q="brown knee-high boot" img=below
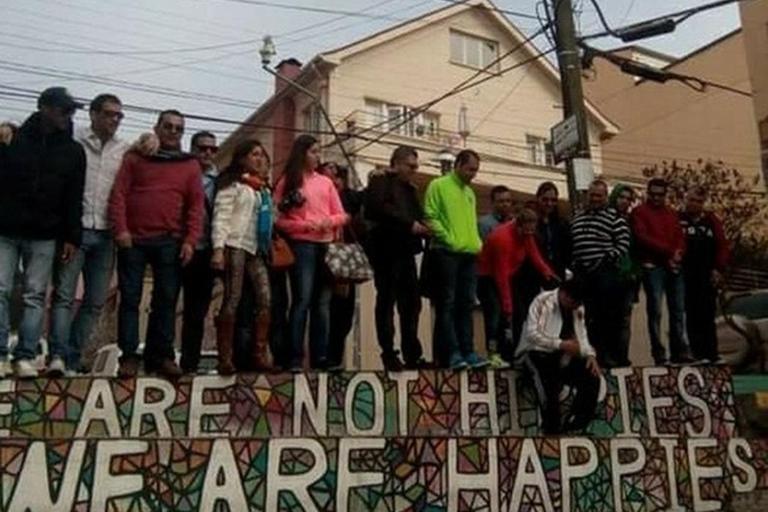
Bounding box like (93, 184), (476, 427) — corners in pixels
(253, 310), (273, 372)
(215, 314), (236, 375)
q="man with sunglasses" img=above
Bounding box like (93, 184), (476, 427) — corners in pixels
(632, 178), (695, 365)
(0, 87), (86, 379)
(109, 110), (204, 379)
(178, 131), (219, 373)
(46, 94), (130, 377)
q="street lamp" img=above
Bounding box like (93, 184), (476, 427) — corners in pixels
(258, 35), (359, 186)
(438, 148), (455, 175)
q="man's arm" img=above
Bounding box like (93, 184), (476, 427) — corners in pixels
(109, 153), (134, 243)
(63, 145), (86, 247)
(712, 214), (730, 271)
(524, 235), (555, 279)
(423, 180), (452, 247)
(610, 214), (631, 262)
(183, 165), (205, 249)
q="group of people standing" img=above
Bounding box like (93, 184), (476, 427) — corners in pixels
(0, 87), (730, 407)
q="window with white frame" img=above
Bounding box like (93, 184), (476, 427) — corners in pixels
(303, 104), (323, 135)
(526, 134), (555, 166)
(365, 99), (440, 139)
(450, 30), (500, 71)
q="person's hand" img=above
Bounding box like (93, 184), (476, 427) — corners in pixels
(61, 243), (77, 263)
(711, 269), (724, 288)
(179, 243), (194, 267)
(411, 221), (431, 236)
(115, 232), (132, 249)
(560, 339), (580, 357)
(672, 248), (683, 264)
(0, 124), (13, 145)
(586, 356), (601, 377)
(211, 248), (225, 271)
(132, 133), (159, 156)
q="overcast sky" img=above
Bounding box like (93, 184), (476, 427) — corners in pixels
(0, 0), (742, 143)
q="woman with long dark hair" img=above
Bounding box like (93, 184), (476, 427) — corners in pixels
(274, 135), (348, 371)
(511, 182), (571, 350)
(210, 139), (274, 374)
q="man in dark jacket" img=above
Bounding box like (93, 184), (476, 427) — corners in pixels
(364, 146), (429, 370)
(0, 87), (86, 379)
(680, 186), (729, 363)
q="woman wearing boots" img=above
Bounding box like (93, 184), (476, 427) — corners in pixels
(274, 135), (348, 371)
(211, 139), (274, 374)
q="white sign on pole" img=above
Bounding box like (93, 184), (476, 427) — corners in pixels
(573, 158), (594, 191)
(550, 115), (579, 164)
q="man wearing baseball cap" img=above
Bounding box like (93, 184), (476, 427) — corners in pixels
(0, 86), (86, 379)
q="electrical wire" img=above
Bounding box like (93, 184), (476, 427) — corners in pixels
(436, 0), (540, 20)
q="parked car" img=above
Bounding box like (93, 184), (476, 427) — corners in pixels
(717, 289), (768, 372)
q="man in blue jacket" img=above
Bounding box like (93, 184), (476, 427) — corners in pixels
(0, 87), (86, 379)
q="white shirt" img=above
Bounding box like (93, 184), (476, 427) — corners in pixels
(75, 126), (130, 230)
(516, 289), (596, 361)
(211, 182), (262, 255)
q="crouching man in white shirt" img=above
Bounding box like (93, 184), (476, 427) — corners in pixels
(515, 279), (602, 435)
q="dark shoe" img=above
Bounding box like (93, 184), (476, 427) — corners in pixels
(117, 358), (140, 379)
(158, 359), (183, 380)
(404, 357), (431, 370)
(670, 349), (696, 366)
(381, 351), (404, 372)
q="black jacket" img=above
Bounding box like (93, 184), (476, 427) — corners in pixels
(363, 172), (424, 255)
(0, 113), (86, 245)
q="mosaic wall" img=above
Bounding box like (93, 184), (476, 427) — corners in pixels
(1, 436), (766, 512)
(0, 367), (738, 440)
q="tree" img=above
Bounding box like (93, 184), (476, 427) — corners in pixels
(642, 159), (768, 270)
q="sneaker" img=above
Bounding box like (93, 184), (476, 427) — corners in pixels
(670, 351), (696, 366)
(448, 353), (468, 370)
(711, 356), (728, 366)
(326, 362), (345, 373)
(464, 353), (490, 369)
(47, 356), (66, 378)
(117, 358), (140, 379)
(381, 351), (404, 372)
(289, 365), (303, 374)
(488, 353), (510, 369)
(159, 359), (183, 380)
(0, 357), (11, 379)
(14, 359), (38, 379)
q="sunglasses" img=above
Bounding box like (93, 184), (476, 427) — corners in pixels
(101, 110), (125, 120)
(161, 122), (184, 134)
(196, 144), (218, 154)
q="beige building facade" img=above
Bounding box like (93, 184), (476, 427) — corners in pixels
(583, 30), (763, 187)
(741, 0), (768, 180)
(219, 0), (618, 369)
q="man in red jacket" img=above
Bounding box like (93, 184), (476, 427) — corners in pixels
(109, 109), (204, 379)
(680, 186), (729, 363)
(631, 178), (694, 365)
(477, 208), (557, 364)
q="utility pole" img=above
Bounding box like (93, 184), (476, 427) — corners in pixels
(553, 0), (592, 212)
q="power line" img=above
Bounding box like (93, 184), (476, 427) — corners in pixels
(437, 0), (540, 20)
(202, 0), (409, 21)
(0, 62), (258, 109)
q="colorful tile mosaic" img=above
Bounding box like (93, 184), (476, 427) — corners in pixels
(0, 437), (764, 512)
(0, 367), (738, 440)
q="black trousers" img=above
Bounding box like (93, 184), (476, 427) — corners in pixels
(525, 351), (600, 434)
(371, 250), (424, 364)
(579, 265), (624, 367)
(328, 285), (356, 367)
(512, 264), (541, 353)
(685, 270), (719, 361)
(180, 248), (214, 372)
(268, 269), (290, 369)
(232, 281), (257, 372)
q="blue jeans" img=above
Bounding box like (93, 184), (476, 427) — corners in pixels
(117, 237), (181, 366)
(287, 242), (332, 369)
(642, 266), (688, 362)
(49, 230), (114, 370)
(0, 236), (56, 361)
(431, 250), (477, 365)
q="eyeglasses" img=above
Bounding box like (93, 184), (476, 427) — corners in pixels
(161, 122), (184, 134)
(100, 110), (124, 120)
(195, 145), (218, 154)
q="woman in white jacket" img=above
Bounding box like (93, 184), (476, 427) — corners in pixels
(515, 279), (601, 434)
(211, 139), (273, 374)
